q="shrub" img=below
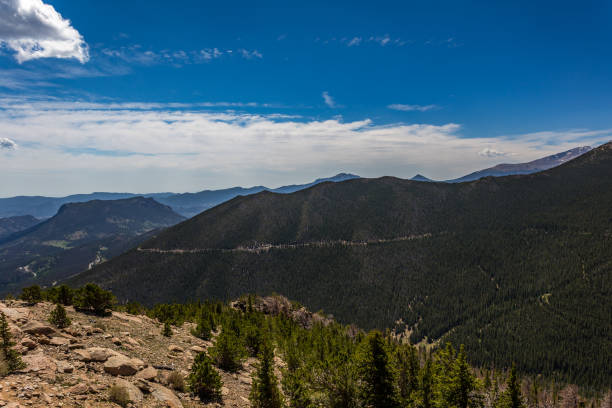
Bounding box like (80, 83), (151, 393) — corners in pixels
(73, 283), (115, 316)
(55, 285), (74, 306)
(162, 322), (173, 337)
(167, 371), (186, 392)
(48, 304), (71, 329)
(124, 301), (145, 315)
(188, 352), (223, 401)
(108, 384), (130, 407)
(0, 312), (25, 374)
(20, 285), (43, 304)
(210, 326), (247, 372)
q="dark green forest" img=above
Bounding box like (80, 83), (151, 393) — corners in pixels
(71, 143), (612, 390)
(18, 284), (612, 407)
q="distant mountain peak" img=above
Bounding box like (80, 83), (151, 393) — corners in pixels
(410, 174), (433, 182)
(448, 146), (593, 183)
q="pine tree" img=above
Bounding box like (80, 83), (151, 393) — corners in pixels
(20, 285), (42, 304)
(48, 304), (71, 328)
(282, 341), (312, 408)
(162, 322), (173, 337)
(250, 338), (283, 408)
(445, 345), (481, 408)
(210, 326), (247, 372)
(188, 352), (223, 401)
(495, 364), (525, 408)
(420, 358), (434, 408)
(356, 331), (398, 408)
(0, 312), (25, 374)
(395, 344), (420, 405)
(55, 285), (74, 306)
(191, 309), (213, 340)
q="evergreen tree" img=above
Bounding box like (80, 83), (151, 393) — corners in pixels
(20, 285), (42, 304)
(188, 352), (223, 401)
(356, 331), (398, 408)
(244, 322), (264, 357)
(445, 345), (481, 408)
(420, 358), (434, 408)
(250, 338), (283, 408)
(395, 344), (420, 405)
(162, 322), (173, 337)
(55, 285), (74, 305)
(0, 312), (25, 374)
(495, 364), (525, 408)
(210, 326), (247, 372)
(48, 304), (71, 328)
(73, 283), (114, 315)
(191, 308), (213, 340)
(282, 341), (313, 408)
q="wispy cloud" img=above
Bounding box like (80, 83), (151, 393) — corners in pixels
(369, 35), (391, 46)
(0, 0), (89, 63)
(322, 91), (337, 108)
(347, 37), (362, 47)
(478, 147), (506, 158)
(100, 45), (262, 66)
(1, 98), (610, 196)
(238, 48), (263, 59)
(0, 137), (17, 150)
(388, 104), (438, 112)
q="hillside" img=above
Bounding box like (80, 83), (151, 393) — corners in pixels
(0, 215), (39, 240)
(71, 142), (612, 389)
(0, 197), (184, 292)
(4, 287), (607, 408)
(448, 146), (592, 182)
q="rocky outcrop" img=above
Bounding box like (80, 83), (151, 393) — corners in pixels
(113, 378), (144, 403)
(20, 321), (56, 336)
(19, 352), (57, 373)
(73, 346), (117, 362)
(150, 383), (183, 408)
(135, 366), (158, 381)
(104, 354), (143, 376)
(0, 300), (254, 407)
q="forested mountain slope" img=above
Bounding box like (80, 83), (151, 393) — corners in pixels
(72, 143), (612, 388)
(0, 215), (39, 239)
(0, 197), (184, 291)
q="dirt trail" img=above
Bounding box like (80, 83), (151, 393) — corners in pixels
(137, 233), (433, 255)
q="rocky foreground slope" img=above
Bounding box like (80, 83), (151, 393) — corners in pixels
(0, 300), (259, 407)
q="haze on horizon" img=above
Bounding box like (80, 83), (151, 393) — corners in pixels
(1, 0), (611, 196)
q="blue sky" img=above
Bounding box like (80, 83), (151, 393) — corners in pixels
(1, 0), (611, 196)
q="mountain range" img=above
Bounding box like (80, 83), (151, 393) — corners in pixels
(0, 173), (359, 219)
(71, 142), (612, 389)
(0, 147), (592, 219)
(0, 197), (184, 292)
(445, 146), (592, 182)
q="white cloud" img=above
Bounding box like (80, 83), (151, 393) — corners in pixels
(388, 104), (438, 112)
(0, 0), (89, 63)
(238, 49), (263, 59)
(478, 147), (506, 158)
(322, 91), (336, 108)
(347, 37), (362, 47)
(0, 99), (610, 196)
(369, 35), (391, 46)
(0, 137), (17, 149)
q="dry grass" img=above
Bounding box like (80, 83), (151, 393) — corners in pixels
(167, 371), (186, 392)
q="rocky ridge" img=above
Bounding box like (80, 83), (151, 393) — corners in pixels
(0, 301), (259, 407)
